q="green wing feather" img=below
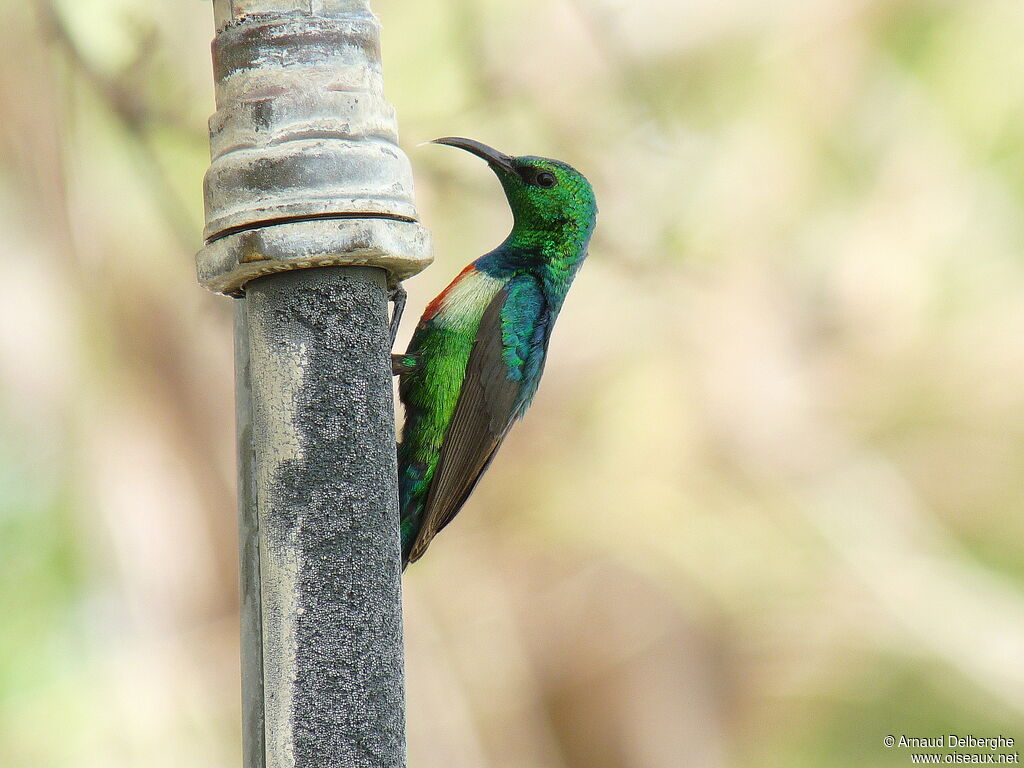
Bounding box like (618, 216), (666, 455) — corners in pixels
(405, 288), (518, 563)
(403, 276), (550, 566)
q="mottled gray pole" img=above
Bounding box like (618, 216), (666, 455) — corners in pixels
(198, 2), (432, 767)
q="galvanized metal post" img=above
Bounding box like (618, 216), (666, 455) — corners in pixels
(198, 2), (431, 767)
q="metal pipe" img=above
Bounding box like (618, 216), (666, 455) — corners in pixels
(241, 268), (406, 767)
(199, 2), (432, 766)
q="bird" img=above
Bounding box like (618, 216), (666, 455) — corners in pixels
(394, 137), (597, 569)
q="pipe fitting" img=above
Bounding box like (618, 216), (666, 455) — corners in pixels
(198, 0), (432, 295)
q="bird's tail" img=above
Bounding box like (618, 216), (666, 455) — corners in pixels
(398, 465), (425, 571)
(399, 518), (415, 571)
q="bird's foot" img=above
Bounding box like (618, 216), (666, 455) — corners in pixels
(388, 283), (407, 347)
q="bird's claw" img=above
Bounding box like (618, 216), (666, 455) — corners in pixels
(388, 283), (407, 347)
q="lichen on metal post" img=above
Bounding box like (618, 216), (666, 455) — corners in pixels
(199, 1), (431, 766)
(245, 268), (405, 767)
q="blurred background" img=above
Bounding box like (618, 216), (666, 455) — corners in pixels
(2, 0), (1023, 765)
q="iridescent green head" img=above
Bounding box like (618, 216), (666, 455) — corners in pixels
(432, 137), (597, 246)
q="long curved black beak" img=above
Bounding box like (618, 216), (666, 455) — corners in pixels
(431, 136), (517, 175)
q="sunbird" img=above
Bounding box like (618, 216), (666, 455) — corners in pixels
(393, 137), (597, 569)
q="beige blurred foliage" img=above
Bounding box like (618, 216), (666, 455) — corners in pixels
(1, 0), (1023, 766)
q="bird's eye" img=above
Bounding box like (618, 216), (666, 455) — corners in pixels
(535, 171), (557, 188)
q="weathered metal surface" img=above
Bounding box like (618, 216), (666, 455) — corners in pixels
(200, 2), (417, 766)
(198, 0), (431, 295)
(235, 305), (266, 768)
(203, 140), (417, 237)
(243, 267), (406, 768)
(200, 216), (431, 296)
(214, 0), (378, 29)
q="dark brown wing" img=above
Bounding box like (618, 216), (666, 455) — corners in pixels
(406, 287), (524, 564)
